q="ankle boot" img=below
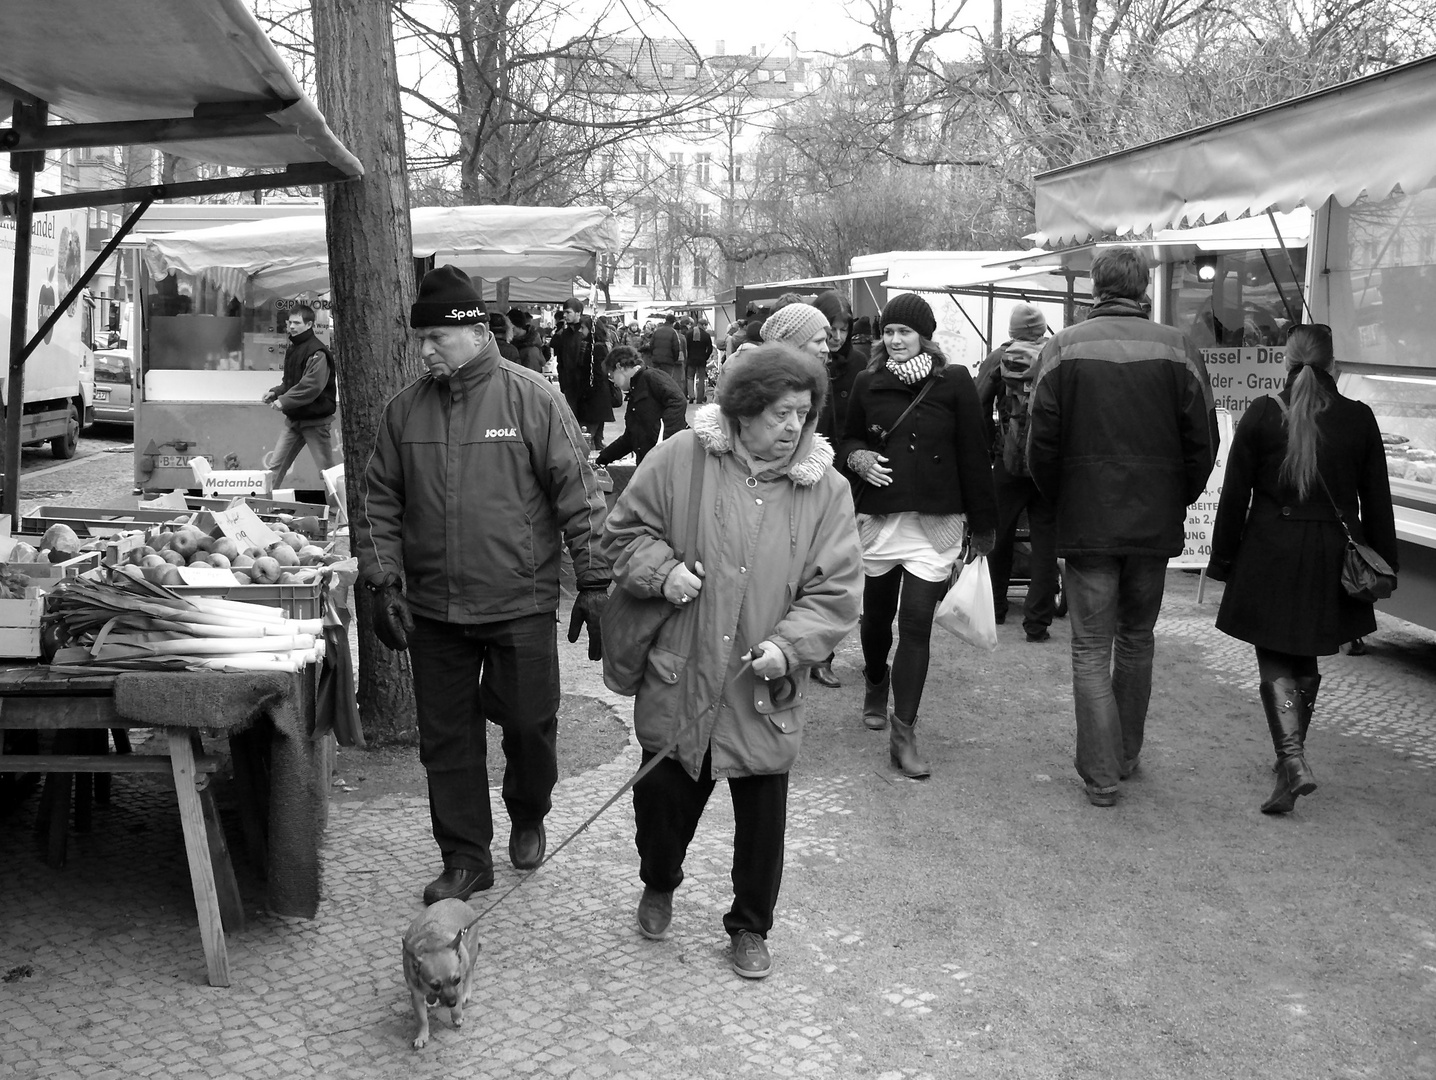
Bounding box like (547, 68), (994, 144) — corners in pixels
(862, 668), (890, 730)
(1260, 679), (1317, 814)
(889, 716), (931, 778)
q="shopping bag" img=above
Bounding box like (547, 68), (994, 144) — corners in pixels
(934, 556), (999, 651)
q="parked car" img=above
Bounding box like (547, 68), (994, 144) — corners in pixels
(92, 348), (134, 425)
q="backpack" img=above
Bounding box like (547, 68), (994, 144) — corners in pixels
(998, 338), (1044, 477)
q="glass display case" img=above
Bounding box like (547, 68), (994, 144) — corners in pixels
(1166, 247), (1307, 348)
(1339, 368), (1436, 505)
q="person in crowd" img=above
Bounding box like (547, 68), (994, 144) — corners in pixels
(975, 303), (1059, 641)
(262, 303), (340, 490)
(604, 342), (862, 980)
(553, 299), (613, 450)
(489, 311), (520, 364)
(596, 345), (688, 466)
(685, 315), (715, 404)
(812, 290), (861, 444)
(850, 315), (874, 361)
(840, 293), (998, 778)
(1206, 324), (1396, 814)
(649, 312), (686, 388)
(1026, 246), (1219, 807)
(732, 317), (765, 358)
(761, 297), (846, 690)
(508, 309), (546, 373)
(356, 265), (610, 904)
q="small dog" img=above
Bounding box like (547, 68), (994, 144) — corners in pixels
(402, 898), (482, 1050)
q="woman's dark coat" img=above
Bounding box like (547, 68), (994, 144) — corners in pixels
(513, 325), (545, 373)
(1208, 369), (1398, 655)
(838, 361), (998, 532)
(595, 366), (687, 466)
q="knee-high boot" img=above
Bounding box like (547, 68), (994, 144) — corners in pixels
(1260, 679), (1317, 814)
(1295, 674), (1321, 745)
(889, 715), (931, 779)
(862, 667), (890, 731)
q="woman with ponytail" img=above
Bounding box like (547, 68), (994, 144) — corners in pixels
(839, 293), (998, 777)
(1207, 324), (1398, 814)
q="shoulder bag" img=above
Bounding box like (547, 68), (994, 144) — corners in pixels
(600, 436), (707, 695)
(1274, 396), (1396, 603)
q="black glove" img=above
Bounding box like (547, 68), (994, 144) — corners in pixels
(567, 585), (608, 661)
(370, 582), (414, 652)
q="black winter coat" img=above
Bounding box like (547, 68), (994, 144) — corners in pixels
(595, 366), (688, 466)
(816, 347), (863, 443)
(838, 362), (998, 531)
(1208, 370), (1398, 655)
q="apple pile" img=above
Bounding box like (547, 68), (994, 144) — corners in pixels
(119, 520), (338, 588)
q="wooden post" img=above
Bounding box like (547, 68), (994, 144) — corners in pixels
(4, 99), (44, 524)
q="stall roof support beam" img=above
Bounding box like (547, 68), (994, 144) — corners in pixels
(11, 162), (351, 214)
(5, 100), (44, 524)
(0, 100), (296, 153)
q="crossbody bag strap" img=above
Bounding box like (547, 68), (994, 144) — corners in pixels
(882, 372), (939, 448)
(1274, 395), (1357, 544)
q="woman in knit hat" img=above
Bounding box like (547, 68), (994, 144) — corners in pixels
(759, 299), (831, 360)
(838, 292), (999, 777)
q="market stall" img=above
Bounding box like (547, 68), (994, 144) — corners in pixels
(1032, 55), (1436, 630)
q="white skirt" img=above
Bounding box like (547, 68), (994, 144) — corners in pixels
(859, 512), (966, 583)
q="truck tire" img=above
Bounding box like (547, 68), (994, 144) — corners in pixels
(51, 402), (80, 459)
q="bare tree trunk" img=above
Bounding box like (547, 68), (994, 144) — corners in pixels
(311, 0), (421, 742)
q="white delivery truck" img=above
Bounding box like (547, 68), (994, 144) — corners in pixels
(0, 207), (96, 458)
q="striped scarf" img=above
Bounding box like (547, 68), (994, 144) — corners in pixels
(886, 353), (932, 384)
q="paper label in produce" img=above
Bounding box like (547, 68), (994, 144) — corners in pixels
(176, 566), (242, 585)
(201, 503), (282, 553)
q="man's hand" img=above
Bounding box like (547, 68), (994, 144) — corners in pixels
(370, 583), (414, 651)
(748, 640), (788, 680)
(262, 390), (278, 404)
(661, 560), (705, 605)
(567, 585), (608, 661)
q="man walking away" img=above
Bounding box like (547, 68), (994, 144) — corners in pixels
(263, 304), (339, 489)
(1026, 247), (1218, 807)
(976, 303), (1059, 641)
(356, 265), (610, 903)
(649, 313), (685, 389)
(684, 316), (714, 403)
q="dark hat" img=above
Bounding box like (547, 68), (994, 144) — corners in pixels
(879, 292), (936, 339)
(507, 307), (532, 328)
(562, 297), (585, 313)
(411, 265), (487, 328)
(1009, 302), (1048, 340)
(488, 311), (510, 333)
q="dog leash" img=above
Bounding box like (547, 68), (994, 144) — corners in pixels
(460, 647), (777, 933)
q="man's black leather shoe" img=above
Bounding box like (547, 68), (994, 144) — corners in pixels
(422, 865), (493, 905)
(509, 822), (546, 870)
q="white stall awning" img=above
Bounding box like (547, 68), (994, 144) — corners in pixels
(1034, 54), (1436, 245)
(0, 0), (361, 179)
(144, 205), (621, 301)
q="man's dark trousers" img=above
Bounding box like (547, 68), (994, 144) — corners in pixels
(409, 612), (559, 872)
(987, 458), (1059, 636)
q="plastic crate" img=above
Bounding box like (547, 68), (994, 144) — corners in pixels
(20, 505), (189, 539)
(167, 579), (326, 621)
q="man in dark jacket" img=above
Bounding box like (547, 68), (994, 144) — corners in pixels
(356, 266), (610, 904)
(1026, 246), (1219, 807)
(595, 347), (687, 465)
(648, 313), (685, 388)
(262, 304), (339, 489)
(682, 316), (713, 404)
(975, 303), (1058, 641)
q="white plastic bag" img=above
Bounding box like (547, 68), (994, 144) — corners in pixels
(934, 556), (999, 651)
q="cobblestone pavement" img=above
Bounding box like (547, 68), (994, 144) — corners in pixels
(2, 568), (1433, 1078)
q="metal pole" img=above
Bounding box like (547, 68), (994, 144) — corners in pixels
(5, 100), (44, 525)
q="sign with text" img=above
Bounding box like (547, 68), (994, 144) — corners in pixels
(195, 503), (282, 554)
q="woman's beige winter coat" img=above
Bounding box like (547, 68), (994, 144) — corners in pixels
(602, 404), (862, 780)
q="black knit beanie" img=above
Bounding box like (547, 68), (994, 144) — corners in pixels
(880, 292), (936, 339)
(410, 264), (486, 327)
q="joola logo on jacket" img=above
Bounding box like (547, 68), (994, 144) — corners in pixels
(485, 427), (519, 438)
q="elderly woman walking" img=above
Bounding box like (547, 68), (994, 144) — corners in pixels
(840, 293), (998, 777)
(1207, 324), (1397, 813)
(603, 342), (862, 980)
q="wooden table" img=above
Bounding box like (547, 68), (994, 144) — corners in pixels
(0, 665), (331, 988)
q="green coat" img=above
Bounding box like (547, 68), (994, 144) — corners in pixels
(602, 405), (862, 780)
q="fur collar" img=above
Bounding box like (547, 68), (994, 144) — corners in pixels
(689, 404), (833, 487)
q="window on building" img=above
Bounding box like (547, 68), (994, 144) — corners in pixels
(665, 253), (682, 284)
(684, 64), (698, 79)
(637, 151), (650, 179)
(692, 257), (709, 288)
(669, 152), (684, 179)
(695, 203), (713, 230)
(598, 253), (615, 281)
(757, 69), (771, 82)
(632, 255), (649, 287)
(660, 62), (674, 78)
(694, 153), (711, 184)
(864, 72), (878, 87)
(730, 154), (743, 182)
(774, 70), (787, 83)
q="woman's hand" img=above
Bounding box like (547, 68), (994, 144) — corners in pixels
(846, 449), (893, 487)
(662, 560), (705, 605)
(965, 528), (996, 564)
(748, 640), (788, 680)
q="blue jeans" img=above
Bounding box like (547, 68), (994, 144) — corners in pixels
(265, 419), (337, 489)
(1064, 555), (1168, 789)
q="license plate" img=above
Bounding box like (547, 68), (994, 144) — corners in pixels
(94, 388), (110, 401)
(156, 454), (202, 469)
